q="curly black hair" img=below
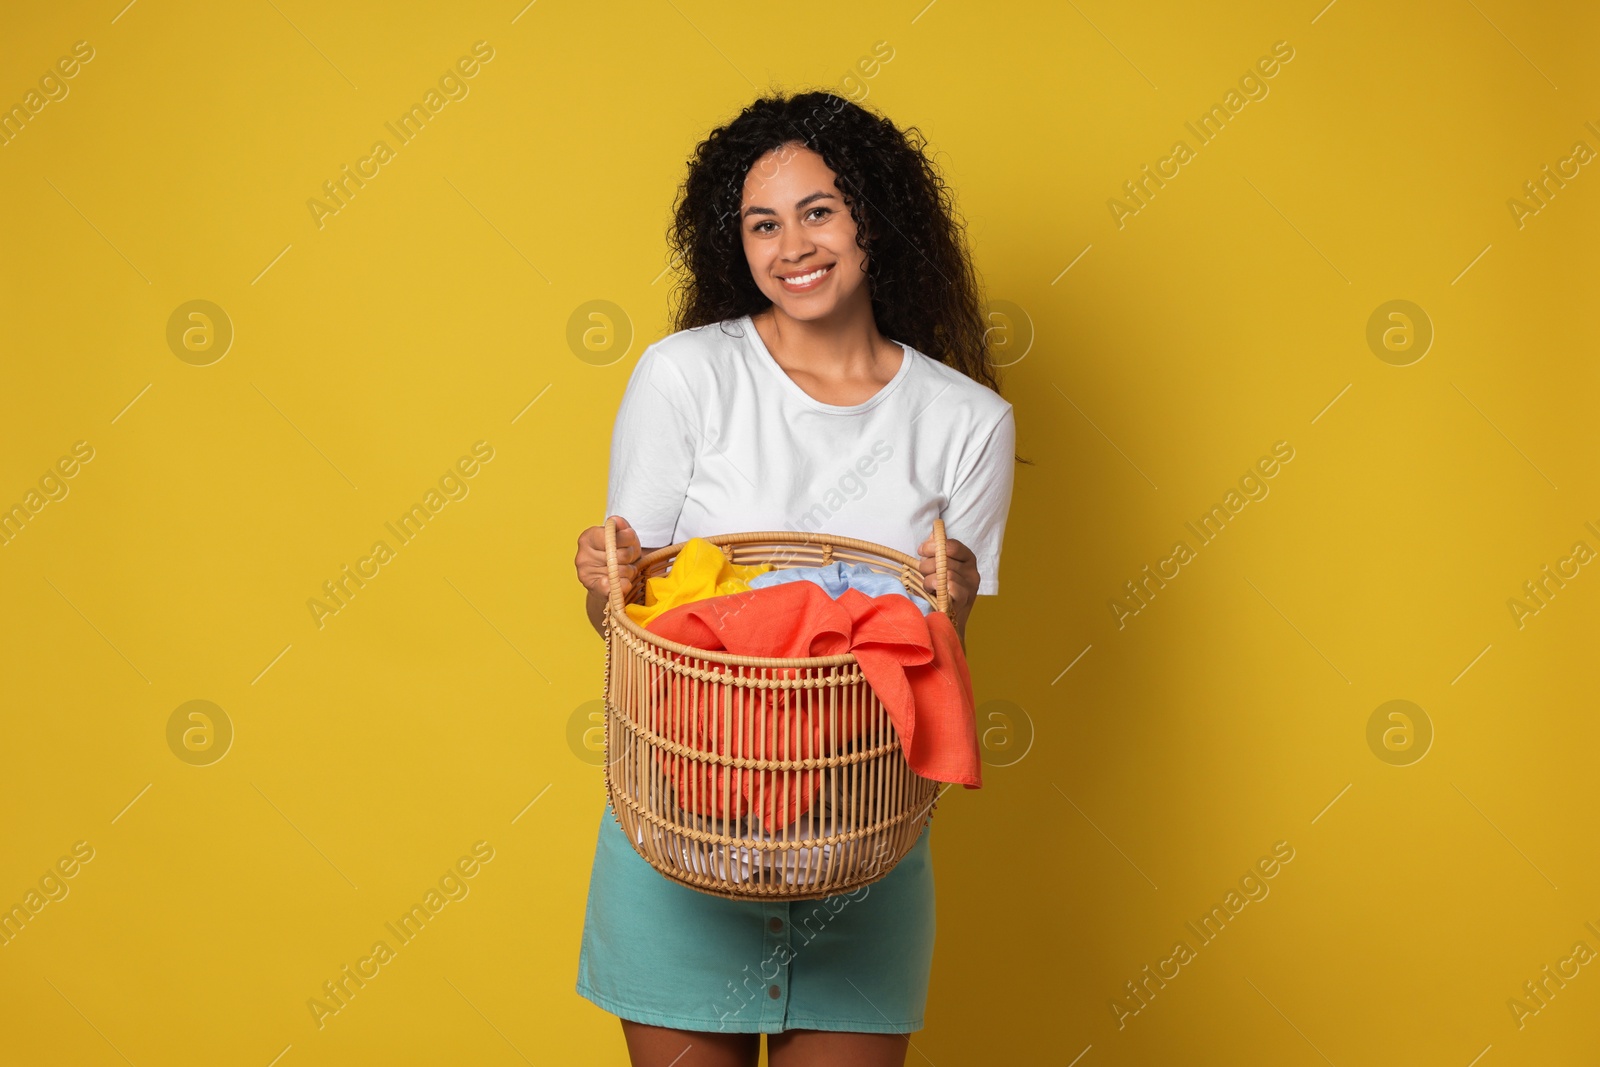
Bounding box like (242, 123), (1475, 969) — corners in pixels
(666, 89), (1031, 465)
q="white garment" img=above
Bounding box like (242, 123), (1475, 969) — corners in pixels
(603, 314), (1016, 595)
(633, 803), (864, 887)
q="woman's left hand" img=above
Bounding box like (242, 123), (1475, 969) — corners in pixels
(918, 527), (979, 641)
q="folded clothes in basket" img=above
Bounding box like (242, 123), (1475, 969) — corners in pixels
(633, 802), (862, 888)
(643, 578), (981, 829)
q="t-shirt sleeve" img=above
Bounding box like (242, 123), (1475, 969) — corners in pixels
(942, 405), (1016, 596)
(603, 344), (700, 548)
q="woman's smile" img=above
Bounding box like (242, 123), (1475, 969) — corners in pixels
(777, 263), (834, 292)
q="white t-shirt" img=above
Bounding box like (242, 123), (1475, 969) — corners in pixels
(603, 313), (1016, 595)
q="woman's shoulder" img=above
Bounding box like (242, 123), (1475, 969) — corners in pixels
(900, 341), (1014, 428)
(639, 316), (752, 379)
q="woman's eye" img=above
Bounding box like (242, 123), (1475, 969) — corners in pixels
(750, 209), (828, 233)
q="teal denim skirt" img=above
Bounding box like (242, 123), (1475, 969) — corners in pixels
(575, 801), (935, 1034)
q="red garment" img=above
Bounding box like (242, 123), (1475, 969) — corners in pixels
(642, 581), (981, 827)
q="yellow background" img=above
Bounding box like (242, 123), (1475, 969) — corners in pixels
(2, 0), (1597, 1063)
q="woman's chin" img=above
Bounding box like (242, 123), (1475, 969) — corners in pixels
(765, 287), (865, 323)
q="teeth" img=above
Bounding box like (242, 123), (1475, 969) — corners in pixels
(782, 266), (830, 285)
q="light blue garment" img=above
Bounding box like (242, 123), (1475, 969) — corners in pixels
(746, 561), (934, 616)
(576, 800), (935, 1034)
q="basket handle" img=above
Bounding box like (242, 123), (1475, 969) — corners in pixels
(604, 515), (623, 617)
(604, 515), (940, 617)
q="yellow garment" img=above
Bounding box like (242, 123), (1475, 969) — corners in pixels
(624, 537), (773, 627)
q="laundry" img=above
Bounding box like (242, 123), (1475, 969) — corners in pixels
(623, 537), (772, 628)
(747, 560), (934, 615)
(633, 799), (864, 887)
(642, 579), (981, 828)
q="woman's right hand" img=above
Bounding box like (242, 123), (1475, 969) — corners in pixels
(575, 515), (643, 603)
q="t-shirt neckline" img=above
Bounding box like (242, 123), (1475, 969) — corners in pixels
(740, 313), (914, 415)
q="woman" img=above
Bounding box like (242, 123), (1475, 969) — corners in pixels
(571, 89), (1021, 1067)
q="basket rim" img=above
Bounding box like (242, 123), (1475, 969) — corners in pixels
(605, 528), (944, 669)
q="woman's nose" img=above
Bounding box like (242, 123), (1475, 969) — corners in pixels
(779, 221), (816, 261)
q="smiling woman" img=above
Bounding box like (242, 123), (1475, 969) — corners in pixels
(572, 88), (1024, 1067)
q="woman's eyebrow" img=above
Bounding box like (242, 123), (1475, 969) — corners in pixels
(742, 191), (837, 217)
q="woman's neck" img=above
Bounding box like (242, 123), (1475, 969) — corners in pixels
(752, 302), (899, 381)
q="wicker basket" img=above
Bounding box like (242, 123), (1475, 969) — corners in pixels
(600, 516), (955, 901)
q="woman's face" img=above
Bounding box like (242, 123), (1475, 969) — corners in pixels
(738, 142), (870, 322)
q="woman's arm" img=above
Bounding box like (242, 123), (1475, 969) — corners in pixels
(590, 343), (700, 637)
(923, 405), (1016, 647)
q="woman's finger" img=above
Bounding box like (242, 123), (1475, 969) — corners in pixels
(919, 548), (975, 578)
(941, 538), (974, 563)
(918, 534), (973, 558)
(920, 560), (973, 597)
(597, 563), (637, 597)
